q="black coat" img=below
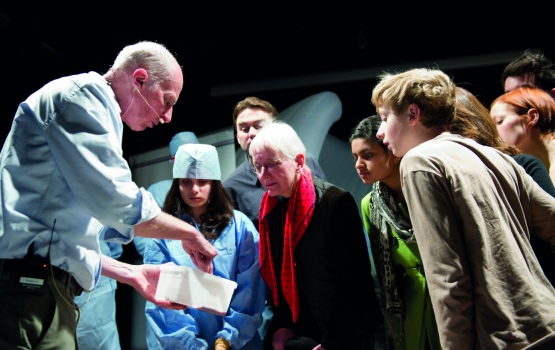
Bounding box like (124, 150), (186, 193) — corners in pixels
(264, 178), (383, 350)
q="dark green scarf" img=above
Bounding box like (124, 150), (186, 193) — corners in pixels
(369, 181), (415, 350)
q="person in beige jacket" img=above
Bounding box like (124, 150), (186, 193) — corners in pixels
(371, 67), (555, 349)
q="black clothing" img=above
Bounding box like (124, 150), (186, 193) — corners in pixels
(263, 178), (382, 350)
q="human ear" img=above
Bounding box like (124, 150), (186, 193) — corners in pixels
(131, 68), (148, 89)
(407, 103), (420, 124)
(295, 154), (305, 171)
(527, 108), (539, 128)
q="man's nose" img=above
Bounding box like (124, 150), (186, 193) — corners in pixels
(160, 109), (172, 124)
(248, 127), (258, 138)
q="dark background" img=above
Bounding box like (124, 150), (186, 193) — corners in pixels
(3, 5), (554, 159)
(2, 4), (554, 348)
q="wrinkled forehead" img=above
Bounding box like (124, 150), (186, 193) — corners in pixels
(250, 146), (282, 162)
(237, 108), (272, 125)
(160, 63), (184, 97)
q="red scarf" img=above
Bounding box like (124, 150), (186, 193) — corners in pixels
(258, 168), (316, 322)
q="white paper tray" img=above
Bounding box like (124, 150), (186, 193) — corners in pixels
(155, 265), (238, 316)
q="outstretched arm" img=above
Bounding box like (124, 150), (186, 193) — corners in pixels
(134, 211), (216, 273)
(100, 255), (186, 309)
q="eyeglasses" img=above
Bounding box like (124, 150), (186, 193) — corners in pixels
(251, 157), (288, 174)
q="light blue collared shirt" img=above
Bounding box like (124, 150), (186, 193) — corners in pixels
(0, 72), (161, 291)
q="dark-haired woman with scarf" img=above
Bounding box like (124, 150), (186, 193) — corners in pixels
(350, 115), (441, 350)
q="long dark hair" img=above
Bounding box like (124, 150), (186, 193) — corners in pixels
(162, 179), (234, 240)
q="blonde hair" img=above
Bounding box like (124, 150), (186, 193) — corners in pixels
(371, 68), (456, 128)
